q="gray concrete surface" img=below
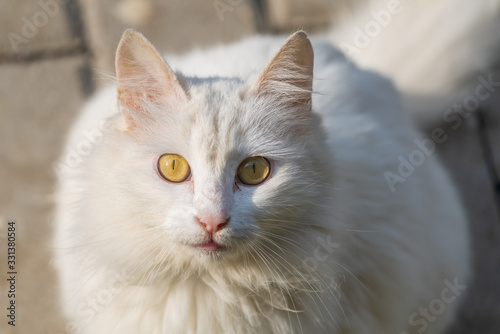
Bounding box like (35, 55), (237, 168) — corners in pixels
(0, 56), (86, 333)
(434, 113), (500, 333)
(0, 1), (499, 333)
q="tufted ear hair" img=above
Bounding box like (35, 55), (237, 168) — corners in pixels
(248, 31), (314, 109)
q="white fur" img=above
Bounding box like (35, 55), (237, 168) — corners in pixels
(53, 9), (479, 334)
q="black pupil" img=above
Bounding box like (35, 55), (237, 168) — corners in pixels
(172, 159), (176, 170)
(252, 162), (256, 173)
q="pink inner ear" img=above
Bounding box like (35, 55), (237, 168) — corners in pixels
(117, 89), (154, 131)
(118, 90), (143, 111)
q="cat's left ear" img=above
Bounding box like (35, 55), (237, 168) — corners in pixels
(248, 31), (314, 108)
(115, 29), (187, 129)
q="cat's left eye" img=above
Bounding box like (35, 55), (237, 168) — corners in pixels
(157, 154), (191, 183)
(237, 157), (271, 185)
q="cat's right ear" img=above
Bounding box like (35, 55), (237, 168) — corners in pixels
(115, 29), (187, 130)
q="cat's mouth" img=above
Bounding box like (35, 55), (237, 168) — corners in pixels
(196, 239), (225, 251)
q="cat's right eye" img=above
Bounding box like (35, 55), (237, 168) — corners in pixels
(157, 154), (191, 183)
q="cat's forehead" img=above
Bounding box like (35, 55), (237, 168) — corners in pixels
(185, 80), (250, 167)
(188, 80), (246, 130)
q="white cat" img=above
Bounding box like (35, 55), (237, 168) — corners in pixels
(53, 1), (500, 332)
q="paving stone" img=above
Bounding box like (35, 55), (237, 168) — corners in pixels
(80, 0), (257, 87)
(0, 56), (86, 334)
(0, 0), (77, 55)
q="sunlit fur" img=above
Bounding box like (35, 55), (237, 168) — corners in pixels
(54, 26), (474, 334)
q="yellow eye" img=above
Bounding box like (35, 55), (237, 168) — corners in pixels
(158, 154), (191, 183)
(237, 157), (271, 185)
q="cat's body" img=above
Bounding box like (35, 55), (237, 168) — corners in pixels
(53, 1), (500, 332)
(54, 33), (469, 334)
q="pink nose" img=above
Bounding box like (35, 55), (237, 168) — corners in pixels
(197, 216), (229, 234)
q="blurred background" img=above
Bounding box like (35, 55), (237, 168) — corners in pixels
(0, 0), (499, 333)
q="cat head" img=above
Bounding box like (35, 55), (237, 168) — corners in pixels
(86, 30), (333, 280)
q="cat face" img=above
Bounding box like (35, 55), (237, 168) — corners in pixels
(86, 30), (331, 276)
